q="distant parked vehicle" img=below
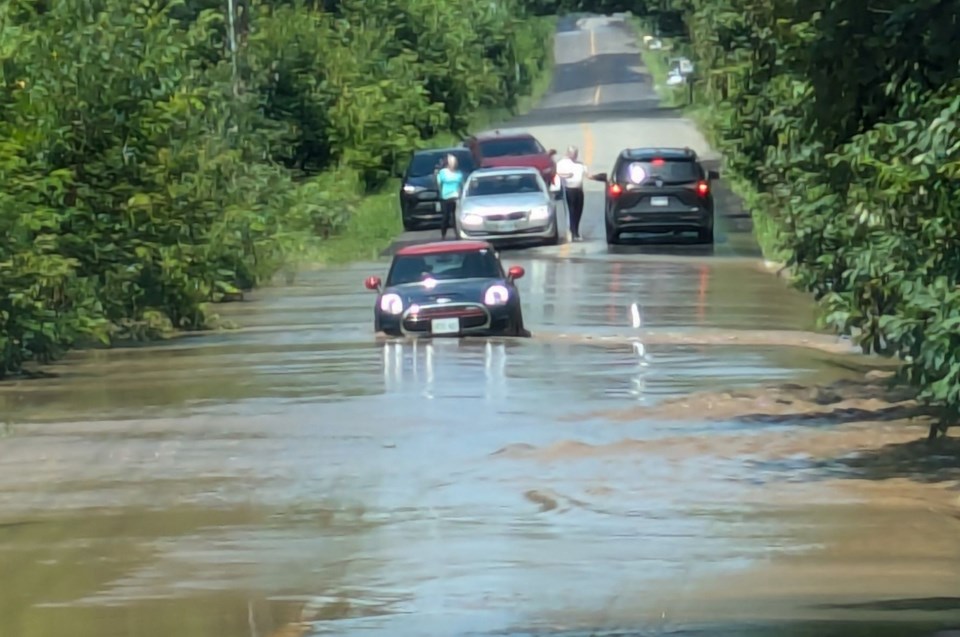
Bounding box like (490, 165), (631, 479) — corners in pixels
(398, 147), (476, 231)
(591, 146), (719, 245)
(456, 166), (563, 247)
(462, 131), (559, 198)
(363, 240), (529, 338)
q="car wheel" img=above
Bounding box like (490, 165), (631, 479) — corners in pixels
(511, 310), (531, 337)
(698, 225), (714, 244)
(605, 219), (620, 245)
(543, 224), (560, 246)
(402, 217), (417, 232)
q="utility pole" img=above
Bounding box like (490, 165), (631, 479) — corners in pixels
(226, 0), (239, 96)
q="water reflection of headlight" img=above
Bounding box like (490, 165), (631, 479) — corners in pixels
(631, 339), (649, 400)
(382, 341), (435, 398)
(484, 341), (507, 399)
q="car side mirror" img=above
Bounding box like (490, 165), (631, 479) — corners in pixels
(708, 170), (720, 180)
(364, 276), (381, 291)
(591, 172), (608, 182)
(507, 266), (525, 281)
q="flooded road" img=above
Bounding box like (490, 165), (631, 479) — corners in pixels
(3, 13), (960, 637)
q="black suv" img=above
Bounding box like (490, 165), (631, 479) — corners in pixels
(399, 147), (476, 231)
(593, 147), (719, 244)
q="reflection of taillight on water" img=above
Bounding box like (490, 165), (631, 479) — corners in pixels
(697, 265), (708, 322)
(696, 180), (709, 196)
(608, 184), (623, 196)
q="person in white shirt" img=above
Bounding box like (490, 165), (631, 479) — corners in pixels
(555, 146), (591, 240)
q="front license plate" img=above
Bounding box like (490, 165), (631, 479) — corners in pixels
(498, 221), (519, 232)
(651, 196), (669, 206)
(431, 318), (460, 334)
(434, 202), (442, 212)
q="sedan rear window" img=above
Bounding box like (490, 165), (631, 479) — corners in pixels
(387, 250), (503, 286)
(477, 137), (544, 158)
(466, 174), (543, 197)
(617, 158), (702, 184)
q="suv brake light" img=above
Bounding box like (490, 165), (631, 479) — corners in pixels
(609, 184), (623, 196)
(696, 180), (709, 196)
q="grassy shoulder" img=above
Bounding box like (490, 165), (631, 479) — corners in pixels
(306, 16), (558, 266)
(626, 16), (786, 263)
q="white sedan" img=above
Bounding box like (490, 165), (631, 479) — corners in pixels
(456, 166), (568, 247)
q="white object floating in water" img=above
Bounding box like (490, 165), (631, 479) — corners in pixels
(629, 303), (642, 328)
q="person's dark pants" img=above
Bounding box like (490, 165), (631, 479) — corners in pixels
(440, 199), (457, 238)
(565, 187), (584, 238)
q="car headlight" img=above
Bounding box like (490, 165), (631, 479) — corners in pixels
(402, 184), (423, 194)
(379, 293), (403, 314)
(529, 205), (550, 220)
(484, 284), (510, 306)
(462, 213), (483, 226)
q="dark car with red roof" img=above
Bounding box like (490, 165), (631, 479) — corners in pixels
(463, 131), (559, 195)
(363, 241), (529, 337)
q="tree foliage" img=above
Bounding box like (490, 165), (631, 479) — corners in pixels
(527, 0), (960, 437)
(0, 0), (553, 377)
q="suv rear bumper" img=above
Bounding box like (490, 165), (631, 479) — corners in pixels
(400, 194), (444, 227)
(612, 207), (712, 232)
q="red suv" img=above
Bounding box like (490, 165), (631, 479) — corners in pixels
(463, 131), (558, 193)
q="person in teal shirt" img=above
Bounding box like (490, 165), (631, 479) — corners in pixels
(436, 154), (464, 239)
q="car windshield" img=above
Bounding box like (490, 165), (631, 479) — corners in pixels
(477, 137), (544, 157)
(618, 158), (702, 184)
(387, 249), (503, 286)
(465, 173), (543, 197)
(407, 151), (474, 178)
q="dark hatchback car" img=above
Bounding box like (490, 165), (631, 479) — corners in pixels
(593, 147), (719, 244)
(399, 147), (477, 231)
(363, 240), (528, 338)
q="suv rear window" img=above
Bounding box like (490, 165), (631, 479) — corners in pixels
(407, 150), (474, 178)
(477, 137), (544, 158)
(616, 158), (702, 185)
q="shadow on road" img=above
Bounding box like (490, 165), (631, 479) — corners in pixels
(506, 102), (680, 127)
(811, 597), (960, 612)
(605, 238), (716, 258)
(550, 53), (649, 93)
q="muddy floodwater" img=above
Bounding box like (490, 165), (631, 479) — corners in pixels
(2, 255), (960, 637)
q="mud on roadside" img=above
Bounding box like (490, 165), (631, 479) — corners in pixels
(503, 369), (960, 513)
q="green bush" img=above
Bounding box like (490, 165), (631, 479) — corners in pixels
(0, 0), (553, 377)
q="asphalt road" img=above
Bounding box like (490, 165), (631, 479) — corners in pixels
(388, 13), (756, 258)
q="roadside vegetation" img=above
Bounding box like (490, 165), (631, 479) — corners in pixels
(0, 0), (554, 378)
(528, 0), (960, 439)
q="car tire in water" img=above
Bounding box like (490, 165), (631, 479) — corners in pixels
(510, 313), (531, 338)
(698, 225), (714, 244)
(543, 225), (560, 246)
(605, 220), (620, 245)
